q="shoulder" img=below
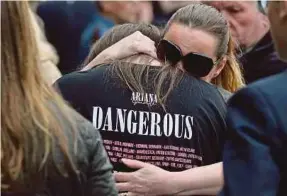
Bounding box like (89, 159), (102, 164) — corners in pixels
(55, 64), (110, 93)
(217, 87), (233, 102)
(180, 75), (223, 97)
(48, 102), (103, 163)
(177, 75), (227, 116)
(230, 71), (286, 102)
(228, 71), (287, 134)
(50, 102), (100, 143)
(246, 70), (287, 105)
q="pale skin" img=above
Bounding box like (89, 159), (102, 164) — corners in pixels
(163, 23), (226, 83)
(82, 23), (227, 195)
(115, 159), (222, 195)
(204, 1), (269, 50)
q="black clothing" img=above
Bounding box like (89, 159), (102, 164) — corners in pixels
(239, 32), (287, 84)
(2, 106), (117, 196)
(55, 64), (227, 172)
(220, 70), (287, 196)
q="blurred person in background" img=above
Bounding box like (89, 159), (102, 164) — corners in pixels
(137, 1), (154, 23)
(205, 1), (287, 84)
(29, 6), (62, 85)
(152, 1), (196, 27)
(1, 1), (117, 195)
(37, 1), (97, 74)
(220, 0), (287, 195)
(79, 1), (154, 64)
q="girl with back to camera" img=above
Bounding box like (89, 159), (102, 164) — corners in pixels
(1, 1), (117, 195)
(79, 3), (246, 195)
(56, 4), (237, 195)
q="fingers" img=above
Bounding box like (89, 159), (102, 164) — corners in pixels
(118, 192), (140, 196)
(132, 31), (157, 59)
(127, 192), (141, 196)
(116, 182), (133, 192)
(146, 45), (157, 59)
(121, 158), (148, 169)
(141, 37), (157, 58)
(114, 171), (132, 182)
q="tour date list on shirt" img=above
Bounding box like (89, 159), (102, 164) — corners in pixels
(103, 140), (202, 170)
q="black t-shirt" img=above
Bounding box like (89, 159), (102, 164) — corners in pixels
(55, 64), (227, 172)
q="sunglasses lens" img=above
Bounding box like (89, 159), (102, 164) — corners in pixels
(157, 40), (181, 65)
(182, 54), (214, 77)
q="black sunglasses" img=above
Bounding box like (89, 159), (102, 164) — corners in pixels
(157, 39), (219, 77)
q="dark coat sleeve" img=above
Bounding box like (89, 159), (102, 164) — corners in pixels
(220, 86), (281, 196)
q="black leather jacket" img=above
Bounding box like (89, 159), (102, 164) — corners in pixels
(2, 108), (118, 196)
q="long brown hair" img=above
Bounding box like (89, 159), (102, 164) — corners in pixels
(1, 1), (77, 191)
(212, 34), (244, 92)
(84, 23), (183, 110)
(164, 3), (245, 92)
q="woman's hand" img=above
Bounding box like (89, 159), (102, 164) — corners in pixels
(115, 160), (223, 196)
(115, 159), (176, 196)
(82, 31), (157, 71)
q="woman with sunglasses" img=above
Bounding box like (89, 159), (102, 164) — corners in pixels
(58, 5), (245, 193)
(85, 33), (240, 102)
(83, 8), (244, 100)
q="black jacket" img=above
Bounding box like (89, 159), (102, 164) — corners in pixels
(220, 70), (287, 196)
(2, 107), (118, 196)
(239, 32), (287, 84)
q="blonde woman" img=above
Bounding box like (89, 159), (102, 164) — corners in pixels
(83, 23), (245, 102)
(1, 1), (116, 195)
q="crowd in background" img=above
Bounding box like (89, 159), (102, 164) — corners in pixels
(31, 1), (192, 76)
(2, 1), (287, 196)
(30, 1), (287, 85)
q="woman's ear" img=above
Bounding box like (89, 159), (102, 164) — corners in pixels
(212, 56), (227, 79)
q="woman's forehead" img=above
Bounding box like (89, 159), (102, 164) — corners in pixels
(164, 23), (218, 59)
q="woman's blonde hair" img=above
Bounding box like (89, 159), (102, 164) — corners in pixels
(211, 34), (245, 92)
(1, 1), (77, 191)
